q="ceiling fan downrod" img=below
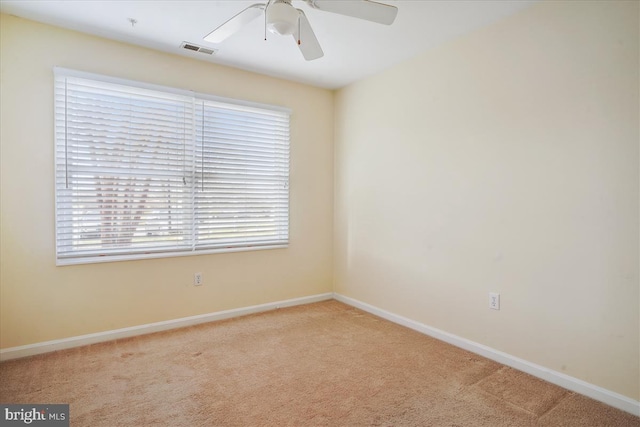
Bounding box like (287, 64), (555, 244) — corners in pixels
(204, 0), (397, 61)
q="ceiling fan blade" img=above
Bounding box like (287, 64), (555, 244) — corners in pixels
(203, 3), (265, 43)
(304, 0), (398, 25)
(293, 10), (324, 61)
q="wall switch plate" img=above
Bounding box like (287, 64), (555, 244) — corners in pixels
(489, 292), (500, 310)
(194, 272), (203, 286)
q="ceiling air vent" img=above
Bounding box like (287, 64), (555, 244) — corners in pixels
(180, 42), (217, 55)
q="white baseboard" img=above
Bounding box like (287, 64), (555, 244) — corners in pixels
(333, 293), (640, 417)
(0, 292), (333, 362)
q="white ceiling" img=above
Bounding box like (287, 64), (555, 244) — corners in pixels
(0, 0), (537, 89)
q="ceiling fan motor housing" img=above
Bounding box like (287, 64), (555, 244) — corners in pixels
(204, 0), (398, 61)
(266, 1), (299, 35)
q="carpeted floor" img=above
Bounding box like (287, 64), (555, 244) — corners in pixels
(0, 300), (638, 426)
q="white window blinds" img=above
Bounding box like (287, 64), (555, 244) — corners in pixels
(54, 68), (290, 265)
(195, 101), (290, 249)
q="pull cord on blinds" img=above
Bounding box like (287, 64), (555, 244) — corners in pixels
(54, 67), (290, 265)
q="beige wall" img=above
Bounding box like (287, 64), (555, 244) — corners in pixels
(334, 0), (639, 400)
(0, 14), (334, 348)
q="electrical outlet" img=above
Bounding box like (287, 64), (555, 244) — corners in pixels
(194, 272), (203, 286)
(489, 292), (500, 310)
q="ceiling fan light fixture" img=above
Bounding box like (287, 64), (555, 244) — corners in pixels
(266, 1), (299, 35)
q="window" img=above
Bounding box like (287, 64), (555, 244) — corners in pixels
(54, 68), (290, 265)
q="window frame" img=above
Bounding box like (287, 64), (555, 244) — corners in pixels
(53, 67), (291, 266)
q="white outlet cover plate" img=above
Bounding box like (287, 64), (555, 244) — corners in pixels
(489, 292), (500, 310)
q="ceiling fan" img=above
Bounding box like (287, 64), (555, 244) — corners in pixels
(203, 0), (398, 61)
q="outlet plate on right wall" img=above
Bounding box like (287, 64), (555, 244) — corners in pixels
(489, 293), (500, 310)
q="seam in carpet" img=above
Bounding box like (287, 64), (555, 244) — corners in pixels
(535, 392), (575, 420)
(474, 388), (540, 418)
(467, 366), (575, 419)
(465, 365), (506, 388)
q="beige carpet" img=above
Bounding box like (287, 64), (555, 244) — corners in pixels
(1, 300), (638, 426)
